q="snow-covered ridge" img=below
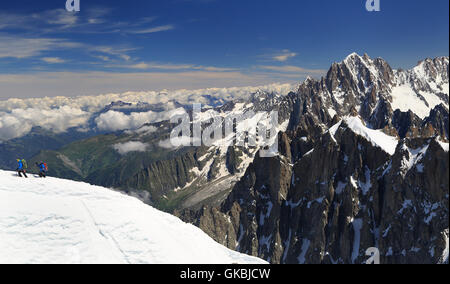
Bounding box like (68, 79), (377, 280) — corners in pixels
(0, 170), (267, 264)
(329, 116), (399, 155)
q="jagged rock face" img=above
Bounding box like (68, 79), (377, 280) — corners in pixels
(325, 54), (395, 109)
(391, 110), (423, 138)
(379, 139), (449, 264)
(423, 104), (449, 139)
(180, 54), (449, 264)
(182, 117), (449, 264)
(179, 132), (293, 263)
(123, 149), (204, 198)
(284, 122), (393, 264)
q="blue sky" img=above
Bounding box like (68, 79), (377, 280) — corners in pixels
(0, 0), (448, 98)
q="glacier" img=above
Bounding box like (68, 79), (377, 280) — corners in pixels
(0, 170), (266, 264)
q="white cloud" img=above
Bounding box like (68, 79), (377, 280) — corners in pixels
(0, 36), (77, 59)
(37, 9), (79, 27)
(0, 106), (90, 140)
(93, 46), (136, 62)
(127, 63), (153, 69)
(113, 141), (149, 155)
(0, 8), (174, 38)
(158, 138), (177, 149)
(0, 34), (136, 65)
(273, 50), (298, 62)
(125, 125), (158, 135)
(41, 57), (66, 64)
(126, 62), (194, 70)
(130, 25), (175, 34)
(95, 109), (186, 132)
(0, 8), (111, 33)
(0, 114), (32, 140)
(199, 66), (236, 72)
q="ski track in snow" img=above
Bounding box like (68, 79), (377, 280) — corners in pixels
(0, 170), (266, 264)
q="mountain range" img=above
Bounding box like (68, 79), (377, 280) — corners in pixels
(1, 53), (448, 264)
(178, 53), (449, 264)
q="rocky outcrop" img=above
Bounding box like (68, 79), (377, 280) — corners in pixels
(423, 104), (449, 140)
(182, 116), (449, 264)
(178, 54), (449, 264)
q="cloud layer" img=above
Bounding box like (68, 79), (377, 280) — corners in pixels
(95, 109), (186, 132)
(0, 106), (90, 140)
(0, 83), (296, 140)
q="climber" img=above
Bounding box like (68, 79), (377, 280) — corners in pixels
(36, 161), (48, 178)
(16, 159), (28, 178)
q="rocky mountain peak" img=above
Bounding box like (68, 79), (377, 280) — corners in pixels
(180, 53), (450, 264)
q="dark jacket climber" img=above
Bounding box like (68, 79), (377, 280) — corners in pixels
(17, 159), (28, 178)
(36, 162), (48, 178)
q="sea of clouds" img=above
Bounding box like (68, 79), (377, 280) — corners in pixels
(0, 83), (296, 141)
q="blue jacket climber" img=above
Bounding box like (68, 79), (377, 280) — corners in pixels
(16, 159), (28, 178)
(36, 161), (48, 178)
(17, 159), (24, 170)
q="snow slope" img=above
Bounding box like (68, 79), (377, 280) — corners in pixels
(344, 117), (398, 155)
(329, 116), (399, 155)
(0, 170), (266, 264)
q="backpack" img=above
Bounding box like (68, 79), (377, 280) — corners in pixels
(44, 163), (48, 171)
(22, 159), (28, 169)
